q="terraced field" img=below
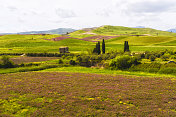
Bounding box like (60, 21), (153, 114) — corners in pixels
(0, 72), (176, 116)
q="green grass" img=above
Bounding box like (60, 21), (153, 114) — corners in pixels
(107, 36), (176, 45)
(0, 35), (95, 53)
(41, 66), (176, 78)
(0, 27), (176, 54)
(91, 25), (176, 36)
(0, 64), (58, 74)
(69, 30), (95, 39)
(156, 39), (176, 46)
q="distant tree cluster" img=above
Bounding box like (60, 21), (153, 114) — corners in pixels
(93, 39), (105, 54)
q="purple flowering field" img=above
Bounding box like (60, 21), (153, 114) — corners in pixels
(0, 72), (176, 116)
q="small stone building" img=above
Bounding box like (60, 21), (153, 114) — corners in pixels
(59, 47), (69, 53)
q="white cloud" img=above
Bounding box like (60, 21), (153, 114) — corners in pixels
(0, 0), (176, 33)
(55, 8), (76, 18)
(127, 0), (176, 14)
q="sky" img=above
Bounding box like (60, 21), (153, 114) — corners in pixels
(0, 0), (176, 33)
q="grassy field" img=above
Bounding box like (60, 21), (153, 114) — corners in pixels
(0, 25), (176, 53)
(0, 35), (95, 53)
(69, 25), (176, 36)
(0, 34), (176, 53)
(0, 72), (176, 116)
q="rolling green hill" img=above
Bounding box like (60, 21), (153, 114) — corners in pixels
(0, 25), (176, 54)
(69, 25), (176, 38)
(0, 34), (94, 53)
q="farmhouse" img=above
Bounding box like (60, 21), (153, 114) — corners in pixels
(59, 47), (69, 53)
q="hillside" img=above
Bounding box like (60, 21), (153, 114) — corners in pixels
(0, 25), (176, 53)
(69, 25), (176, 38)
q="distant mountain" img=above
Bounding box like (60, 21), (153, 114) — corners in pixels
(18, 28), (76, 35)
(167, 29), (176, 33)
(0, 28), (76, 35)
(133, 26), (146, 28)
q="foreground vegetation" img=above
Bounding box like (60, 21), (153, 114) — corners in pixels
(0, 72), (176, 116)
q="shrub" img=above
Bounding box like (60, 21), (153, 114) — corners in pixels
(109, 55), (140, 70)
(58, 59), (63, 64)
(129, 63), (161, 73)
(145, 53), (151, 59)
(161, 55), (170, 61)
(158, 68), (176, 75)
(69, 60), (76, 65)
(161, 63), (176, 68)
(1, 56), (15, 68)
(149, 55), (156, 61)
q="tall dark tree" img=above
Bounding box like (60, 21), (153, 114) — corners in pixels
(93, 41), (101, 54)
(102, 39), (105, 54)
(97, 41), (101, 55)
(124, 41), (129, 52)
(93, 43), (98, 53)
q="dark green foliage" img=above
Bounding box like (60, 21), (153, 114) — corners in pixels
(97, 41), (101, 54)
(93, 44), (98, 54)
(124, 41), (129, 52)
(93, 41), (101, 55)
(69, 60), (76, 65)
(58, 59), (63, 64)
(161, 54), (170, 61)
(149, 55), (156, 61)
(1, 56), (15, 68)
(102, 39), (105, 54)
(162, 63), (176, 68)
(109, 55), (140, 70)
(130, 63), (162, 73)
(158, 68), (176, 75)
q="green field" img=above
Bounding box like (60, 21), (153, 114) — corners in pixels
(0, 35), (94, 53)
(0, 26), (176, 53)
(0, 35), (176, 53)
(0, 26), (176, 116)
(70, 25), (176, 36)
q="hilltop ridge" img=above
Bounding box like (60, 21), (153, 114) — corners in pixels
(70, 25), (176, 37)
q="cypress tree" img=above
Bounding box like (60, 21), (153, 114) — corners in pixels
(124, 41), (129, 52)
(102, 39), (105, 54)
(124, 41), (127, 52)
(93, 43), (98, 53)
(126, 41), (129, 51)
(97, 41), (101, 55)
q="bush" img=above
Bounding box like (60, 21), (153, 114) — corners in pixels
(129, 62), (161, 73)
(161, 63), (176, 68)
(149, 55), (156, 61)
(109, 55), (140, 70)
(58, 59), (63, 64)
(161, 54), (170, 61)
(158, 68), (176, 75)
(69, 60), (76, 65)
(1, 56), (15, 68)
